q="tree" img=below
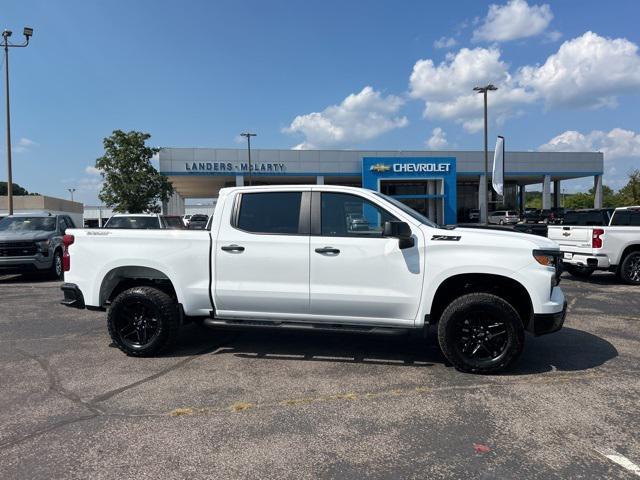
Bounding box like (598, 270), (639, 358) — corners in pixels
(95, 130), (173, 213)
(0, 182), (38, 196)
(618, 169), (640, 206)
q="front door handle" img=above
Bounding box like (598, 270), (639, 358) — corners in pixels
(221, 244), (245, 252)
(315, 247), (340, 255)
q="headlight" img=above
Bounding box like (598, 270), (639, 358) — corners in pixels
(532, 249), (558, 267)
(533, 249), (561, 288)
(35, 239), (50, 253)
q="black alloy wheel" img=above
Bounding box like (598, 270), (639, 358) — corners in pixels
(114, 300), (161, 349)
(454, 314), (508, 362)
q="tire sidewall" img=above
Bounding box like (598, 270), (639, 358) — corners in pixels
(108, 287), (178, 356)
(49, 250), (64, 280)
(438, 293), (524, 374)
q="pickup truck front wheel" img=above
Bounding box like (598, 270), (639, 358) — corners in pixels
(107, 286), (180, 357)
(437, 293), (524, 374)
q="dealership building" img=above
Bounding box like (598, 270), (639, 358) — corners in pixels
(159, 148), (604, 224)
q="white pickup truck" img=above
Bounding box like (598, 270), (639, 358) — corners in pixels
(61, 185), (566, 373)
(548, 206), (640, 284)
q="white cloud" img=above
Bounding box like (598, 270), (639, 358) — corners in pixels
(85, 165), (102, 176)
(426, 127), (449, 149)
(408, 31), (640, 131)
(283, 86), (408, 149)
(539, 128), (640, 160)
(473, 0), (554, 43)
(409, 47), (536, 132)
(433, 36), (457, 49)
(519, 31), (640, 109)
(14, 137), (37, 153)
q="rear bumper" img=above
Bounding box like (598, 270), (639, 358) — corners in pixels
(60, 283), (85, 309)
(530, 299), (567, 336)
(561, 252), (610, 269)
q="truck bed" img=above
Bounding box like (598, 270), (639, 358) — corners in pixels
(64, 228), (213, 315)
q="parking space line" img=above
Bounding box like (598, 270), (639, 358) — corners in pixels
(595, 448), (640, 477)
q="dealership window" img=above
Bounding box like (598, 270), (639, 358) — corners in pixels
(321, 192), (397, 237)
(379, 179), (444, 224)
(237, 192), (302, 234)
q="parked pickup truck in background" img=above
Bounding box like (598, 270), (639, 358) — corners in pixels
(60, 185), (567, 373)
(548, 206), (640, 284)
(0, 213), (76, 279)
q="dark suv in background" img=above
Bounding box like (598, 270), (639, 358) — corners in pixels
(0, 213), (76, 279)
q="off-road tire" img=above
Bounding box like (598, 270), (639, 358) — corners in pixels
(619, 251), (640, 285)
(437, 293), (525, 374)
(565, 264), (595, 279)
(107, 286), (180, 357)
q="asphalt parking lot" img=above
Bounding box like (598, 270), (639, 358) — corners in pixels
(0, 273), (638, 479)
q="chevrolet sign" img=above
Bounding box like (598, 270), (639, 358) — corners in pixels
(369, 162), (451, 173)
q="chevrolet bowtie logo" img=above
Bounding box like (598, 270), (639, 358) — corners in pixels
(562, 232), (570, 236)
(370, 163), (391, 173)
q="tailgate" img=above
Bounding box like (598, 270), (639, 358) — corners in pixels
(548, 226), (592, 248)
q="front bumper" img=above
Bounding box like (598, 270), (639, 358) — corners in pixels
(60, 283), (85, 309)
(530, 298), (567, 336)
(0, 254), (53, 272)
(561, 252), (610, 270)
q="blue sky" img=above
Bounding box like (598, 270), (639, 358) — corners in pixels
(3, 0), (640, 203)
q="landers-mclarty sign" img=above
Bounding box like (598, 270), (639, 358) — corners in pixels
(184, 162), (286, 173)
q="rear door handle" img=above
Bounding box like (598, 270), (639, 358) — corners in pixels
(315, 247), (340, 255)
(221, 244), (245, 252)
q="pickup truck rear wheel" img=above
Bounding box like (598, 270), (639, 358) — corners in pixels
(620, 252), (640, 285)
(565, 264), (595, 278)
(437, 293), (524, 374)
(107, 286), (180, 357)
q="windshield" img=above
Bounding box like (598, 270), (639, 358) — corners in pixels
(373, 192), (439, 228)
(0, 217), (57, 232)
(105, 217), (161, 229)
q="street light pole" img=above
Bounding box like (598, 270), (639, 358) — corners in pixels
(2, 27), (33, 216)
(240, 132), (256, 186)
(473, 84), (497, 225)
(67, 188), (76, 202)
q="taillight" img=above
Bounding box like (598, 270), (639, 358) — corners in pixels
(592, 229), (604, 249)
(62, 235), (74, 272)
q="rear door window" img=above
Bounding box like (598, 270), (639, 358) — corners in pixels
(611, 210), (640, 226)
(236, 192), (302, 234)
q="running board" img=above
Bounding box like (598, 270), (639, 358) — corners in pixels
(203, 318), (411, 336)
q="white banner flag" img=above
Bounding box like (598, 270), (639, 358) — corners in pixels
(492, 136), (504, 196)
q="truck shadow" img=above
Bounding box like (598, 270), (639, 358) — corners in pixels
(173, 325), (617, 375)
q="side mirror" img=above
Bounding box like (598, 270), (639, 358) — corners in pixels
(383, 221), (414, 249)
